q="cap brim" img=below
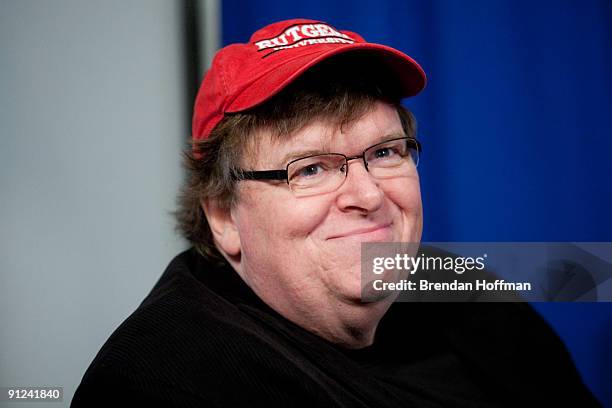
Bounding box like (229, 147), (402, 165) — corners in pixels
(226, 42), (426, 113)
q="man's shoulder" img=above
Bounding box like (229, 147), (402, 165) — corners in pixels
(74, 250), (270, 403)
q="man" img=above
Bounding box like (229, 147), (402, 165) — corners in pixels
(72, 19), (599, 407)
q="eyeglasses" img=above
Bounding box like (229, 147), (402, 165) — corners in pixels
(234, 136), (421, 197)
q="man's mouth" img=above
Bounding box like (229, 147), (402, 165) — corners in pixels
(327, 223), (393, 241)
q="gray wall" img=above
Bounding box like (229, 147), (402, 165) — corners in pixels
(0, 0), (200, 405)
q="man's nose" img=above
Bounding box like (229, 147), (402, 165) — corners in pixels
(335, 159), (384, 213)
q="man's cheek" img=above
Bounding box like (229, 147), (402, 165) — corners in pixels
(285, 205), (330, 238)
(386, 181), (421, 210)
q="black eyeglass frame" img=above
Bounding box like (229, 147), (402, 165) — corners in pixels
(233, 136), (422, 184)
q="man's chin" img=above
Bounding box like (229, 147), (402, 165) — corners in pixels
(333, 279), (396, 306)
(360, 279), (398, 303)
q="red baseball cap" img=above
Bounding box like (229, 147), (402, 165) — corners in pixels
(192, 18), (426, 141)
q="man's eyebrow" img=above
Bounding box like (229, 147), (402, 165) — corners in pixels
(279, 149), (330, 166)
(276, 133), (409, 167)
(380, 132), (409, 141)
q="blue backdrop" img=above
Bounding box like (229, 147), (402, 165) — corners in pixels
(222, 0), (612, 404)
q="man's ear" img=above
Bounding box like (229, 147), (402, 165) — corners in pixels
(201, 198), (241, 257)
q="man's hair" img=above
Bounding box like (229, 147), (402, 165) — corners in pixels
(175, 54), (418, 261)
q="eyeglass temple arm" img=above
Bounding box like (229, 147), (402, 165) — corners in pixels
(408, 138), (422, 152)
(234, 169), (288, 181)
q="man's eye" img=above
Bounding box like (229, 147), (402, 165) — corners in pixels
(299, 163), (324, 177)
(374, 147), (396, 158)
(291, 162), (329, 180)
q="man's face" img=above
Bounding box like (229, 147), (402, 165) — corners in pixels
(228, 101), (422, 321)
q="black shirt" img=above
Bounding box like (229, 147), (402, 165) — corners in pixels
(72, 248), (599, 407)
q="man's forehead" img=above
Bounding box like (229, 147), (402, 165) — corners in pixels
(246, 103), (404, 168)
(243, 125), (332, 168)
